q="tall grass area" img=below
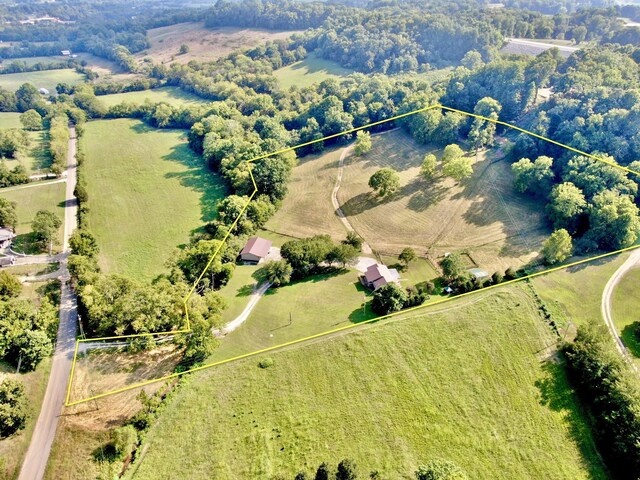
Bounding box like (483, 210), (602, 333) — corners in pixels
(97, 87), (207, 108)
(274, 52), (355, 89)
(0, 69), (84, 92)
(81, 119), (226, 281)
(134, 287), (605, 480)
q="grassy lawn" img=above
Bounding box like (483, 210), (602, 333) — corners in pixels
(380, 255), (440, 289)
(0, 112), (51, 175)
(0, 69), (85, 92)
(0, 181), (65, 254)
(0, 358), (52, 480)
(97, 86), (208, 108)
(274, 52), (356, 90)
(137, 22), (300, 65)
(133, 286), (605, 480)
(211, 269), (375, 362)
(217, 264), (259, 324)
(338, 129), (547, 272)
(0, 56), (68, 68)
(82, 119), (226, 281)
(265, 147), (346, 241)
(612, 266), (640, 362)
(532, 252), (629, 333)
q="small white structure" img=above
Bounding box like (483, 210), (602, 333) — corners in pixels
(468, 268), (490, 281)
(38, 87), (50, 95)
(240, 237), (272, 264)
(0, 227), (16, 248)
(61, 50), (71, 56)
(0, 255), (16, 267)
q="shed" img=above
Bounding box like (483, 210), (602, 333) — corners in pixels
(468, 268), (490, 280)
(61, 50), (71, 56)
(240, 236), (272, 264)
(0, 255), (15, 267)
(0, 227), (16, 248)
(38, 87), (50, 95)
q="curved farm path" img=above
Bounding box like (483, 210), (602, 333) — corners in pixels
(19, 126), (79, 480)
(218, 281), (272, 336)
(331, 129), (399, 256)
(601, 248), (640, 371)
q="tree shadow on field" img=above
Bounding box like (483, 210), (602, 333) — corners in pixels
(621, 323), (640, 359)
(535, 360), (607, 476)
(404, 178), (448, 212)
(564, 254), (617, 274)
(340, 192), (376, 216)
(161, 142), (228, 224)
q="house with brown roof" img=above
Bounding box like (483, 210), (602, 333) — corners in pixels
(360, 263), (400, 291)
(0, 227), (16, 249)
(240, 236), (272, 264)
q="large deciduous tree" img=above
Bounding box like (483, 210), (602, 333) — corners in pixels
(353, 130), (372, 156)
(31, 210), (62, 254)
(542, 229), (573, 265)
(368, 167), (400, 197)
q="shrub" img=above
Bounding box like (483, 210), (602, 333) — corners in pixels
(258, 357), (274, 369)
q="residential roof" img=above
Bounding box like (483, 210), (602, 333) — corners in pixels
(363, 263), (400, 289)
(0, 228), (15, 240)
(240, 236), (272, 258)
(468, 268), (490, 279)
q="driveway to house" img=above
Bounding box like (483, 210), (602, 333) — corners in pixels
(601, 248), (640, 371)
(19, 126), (78, 480)
(218, 281), (273, 335)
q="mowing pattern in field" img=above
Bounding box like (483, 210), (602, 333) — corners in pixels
(265, 147), (347, 240)
(137, 22), (300, 65)
(81, 119), (226, 281)
(338, 129), (549, 271)
(274, 52), (356, 89)
(612, 266), (640, 362)
(97, 86), (208, 108)
(0, 181), (65, 253)
(133, 287), (605, 480)
(0, 69), (85, 92)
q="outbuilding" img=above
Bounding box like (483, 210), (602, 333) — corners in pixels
(468, 268), (490, 281)
(240, 236), (272, 264)
(0, 227), (16, 248)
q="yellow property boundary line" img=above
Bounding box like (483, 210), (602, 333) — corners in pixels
(65, 104), (640, 407)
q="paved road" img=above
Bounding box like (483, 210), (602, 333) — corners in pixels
(19, 127), (79, 480)
(601, 248), (640, 369)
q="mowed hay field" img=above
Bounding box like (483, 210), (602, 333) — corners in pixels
(0, 69), (85, 92)
(274, 52), (356, 89)
(265, 147), (346, 240)
(97, 86), (207, 108)
(137, 22), (300, 65)
(338, 129), (549, 271)
(82, 119), (226, 281)
(133, 287), (605, 480)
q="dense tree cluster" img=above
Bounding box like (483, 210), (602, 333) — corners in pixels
(280, 235), (359, 279)
(563, 323), (640, 478)
(0, 378), (28, 438)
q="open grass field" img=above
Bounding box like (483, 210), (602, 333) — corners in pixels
(337, 129), (548, 272)
(612, 266), (640, 361)
(81, 119), (226, 281)
(0, 358), (51, 480)
(133, 286), (605, 479)
(274, 52), (356, 89)
(212, 269), (375, 362)
(532, 252), (629, 331)
(265, 147), (347, 241)
(0, 69), (84, 92)
(137, 22), (300, 65)
(97, 86), (207, 108)
(0, 112), (21, 129)
(0, 181), (65, 254)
